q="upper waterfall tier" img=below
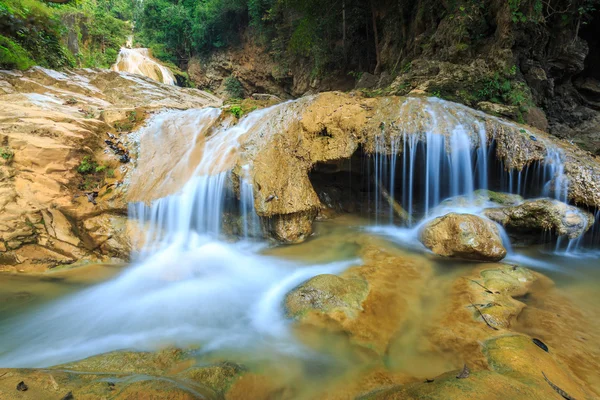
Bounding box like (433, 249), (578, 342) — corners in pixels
(128, 93), (600, 212)
(112, 48), (177, 85)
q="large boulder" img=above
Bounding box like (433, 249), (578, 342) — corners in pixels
(419, 213), (507, 261)
(483, 198), (594, 243)
(285, 274), (368, 319)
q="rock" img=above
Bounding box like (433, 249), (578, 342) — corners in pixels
(264, 210), (317, 244)
(477, 101), (519, 119)
(439, 190), (523, 208)
(355, 72), (379, 89)
(0, 67), (220, 271)
(251, 93), (281, 102)
(419, 213), (507, 261)
(483, 335), (589, 399)
(285, 274), (369, 319)
(178, 361), (245, 395)
(483, 198), (594, 241)
(284, 239), (433, 356)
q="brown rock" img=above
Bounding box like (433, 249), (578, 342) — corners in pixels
(285, 274), (369, 319)
(483, 198), (594, 241)
(419, 213), (507, 261)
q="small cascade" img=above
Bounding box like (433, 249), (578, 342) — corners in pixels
(371, 99), (490, 225)
(111, 47), (176, 85)
(129, 103), (292, 254)
(240, 164), (262, 239)
(363, 97), (598, 253)
(542, 147), (569, 202)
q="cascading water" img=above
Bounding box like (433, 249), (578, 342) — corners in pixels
(111, 47), (176, 85)
(366, 97), (597, 257)
(0, 103), (358, 368)
(0, 94), (597, 371)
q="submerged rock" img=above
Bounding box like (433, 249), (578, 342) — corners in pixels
(419, 213), (507, 261)
(439, 190), (524, 208)
(483, 198), (594, 241)
(285, 274), (368, 319)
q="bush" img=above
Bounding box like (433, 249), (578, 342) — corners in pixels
(77, 156), (98, 174)
(229, 105), (243, 118)
(0, 146), (14, 163)
(224, 76), (244, 99)
(0, 35), (34, 70)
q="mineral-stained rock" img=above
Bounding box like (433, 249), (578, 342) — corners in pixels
(264, 210), (317, 243)
(419, 213), (507, 261)
(285, 274), (369, 319)
(483, 198), (594, 241)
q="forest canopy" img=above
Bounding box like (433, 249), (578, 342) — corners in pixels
(0, 0), (130, 69)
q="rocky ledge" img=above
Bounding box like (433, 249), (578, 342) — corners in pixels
(0, 67), (220, 272)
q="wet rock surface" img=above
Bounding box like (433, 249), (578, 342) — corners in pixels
(419, 213), (507, 261)
(285, 273), (369, 319)
(0, 67), (220, 272)
(483, 198), (594, 243)
(128, 91), (600, 245)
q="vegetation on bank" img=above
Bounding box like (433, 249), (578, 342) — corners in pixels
(0, 0), (130, 70)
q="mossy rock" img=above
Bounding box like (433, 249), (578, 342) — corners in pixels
(53, 348), (192, 376)
(483, 335), (590, 399)
(361, 369), (544, 400)
(0, 35), (34, 70)
(177, 361), (246, 395)
(474, 190), (523, 206)
(483, 198), (594, 240)
(285, 274), (369, 319)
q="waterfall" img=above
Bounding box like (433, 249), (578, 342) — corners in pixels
(0, 102), (358, 368)
(365, 97), (599, 255)
(112, 47), (176, 85)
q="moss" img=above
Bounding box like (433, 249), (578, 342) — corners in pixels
(224, 75), (244, 99)
(0, 146), (14, 163)
(0, 35), (34, 70)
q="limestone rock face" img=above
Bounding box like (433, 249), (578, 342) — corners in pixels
(285, 274), (369, 319)
(0, 67), (219, 272)
(483, 198), (594, 241)
(419, 213), (507, 261)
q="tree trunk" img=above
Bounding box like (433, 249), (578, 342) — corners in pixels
(342, 0), (347, 63)
(371, 0), (381, 74)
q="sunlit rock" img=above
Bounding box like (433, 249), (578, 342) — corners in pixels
(285, 274), (369, 319)
(419, 213), (507, 261)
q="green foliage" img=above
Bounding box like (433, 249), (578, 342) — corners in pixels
(224, 76), (245, 98)
(0, 35), (34, 70)
(77, 156), (98, 175)
(76, 156), (113, 190)
(0, 0), (74, 69)
(0, 146), (14, 163)
(133, 0), (379, 78)
(0, 0), (131, 70)
(229, 105), (243, 118)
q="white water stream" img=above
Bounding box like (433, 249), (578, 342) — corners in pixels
(0, 96), (597, 368)
(112, 47), (176, 85)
